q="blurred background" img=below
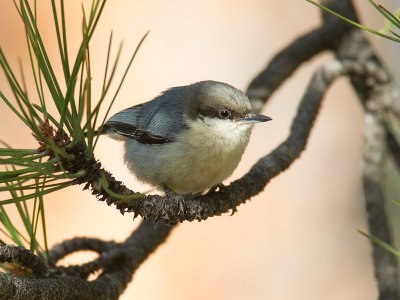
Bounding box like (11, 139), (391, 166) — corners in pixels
(0, 0), (399, 299)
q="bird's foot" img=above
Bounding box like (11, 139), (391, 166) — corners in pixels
(161, 185), (188, 219)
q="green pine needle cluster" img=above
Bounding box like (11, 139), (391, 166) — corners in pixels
(0, 0), (145, 263)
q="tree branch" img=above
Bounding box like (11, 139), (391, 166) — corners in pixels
(0, 245), (48, 277)
(361, 84), (399, 299)
(48, 237), (118, 279)
(247, 0), (356, 111)
(327, 9), (399, 298)
(49, 237), (117, 264)
(363, 112), (398, 300)
(0, 221), (173, 300)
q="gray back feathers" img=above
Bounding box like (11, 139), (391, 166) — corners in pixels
(103, 80), (250, 143)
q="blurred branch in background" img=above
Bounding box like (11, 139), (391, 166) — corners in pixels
(0, 0), (399, 299)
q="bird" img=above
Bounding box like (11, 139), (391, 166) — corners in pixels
(102, 80), (271, 195)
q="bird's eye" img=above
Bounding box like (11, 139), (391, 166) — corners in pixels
(219, 109), (231, 119)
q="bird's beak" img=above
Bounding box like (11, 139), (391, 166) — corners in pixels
(241, 113), (272, 124)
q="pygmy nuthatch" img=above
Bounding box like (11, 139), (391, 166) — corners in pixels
(103, 80), (271, 195)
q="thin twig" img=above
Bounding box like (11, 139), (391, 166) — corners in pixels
(48, 237), (117, 265)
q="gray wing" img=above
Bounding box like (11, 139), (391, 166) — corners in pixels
(102, 87), (187, 144)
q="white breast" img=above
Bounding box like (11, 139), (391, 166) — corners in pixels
(124, 117), (252, 194)
(166, 117), (252, 194)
